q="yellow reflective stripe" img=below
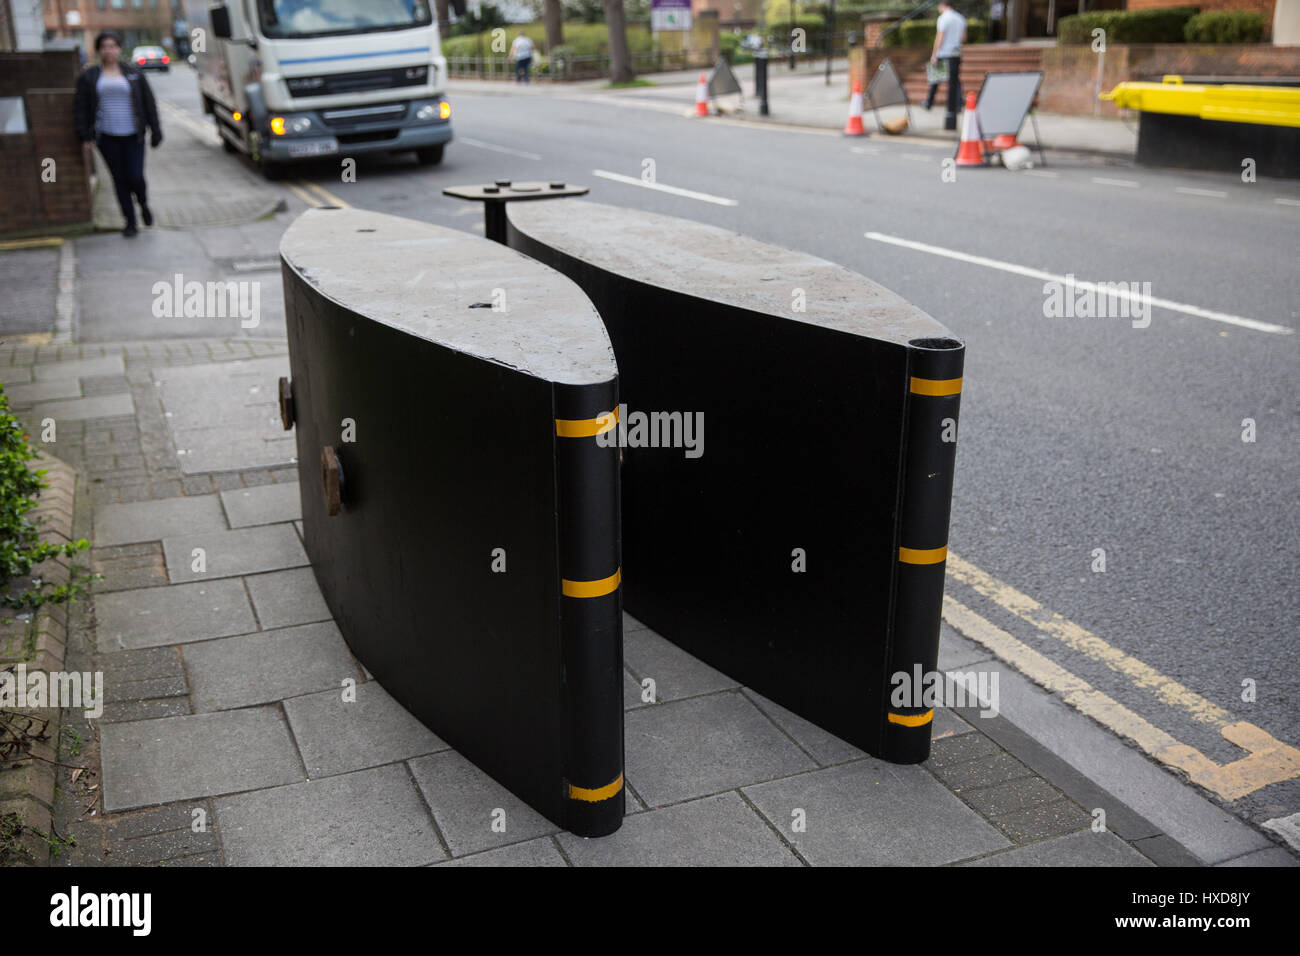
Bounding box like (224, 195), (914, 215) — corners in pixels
(888, 710), (934, 727)
(899, 546), (948, 565)
(562, 568), (621, 598)
(569, 773), (624, 803)
(556, 407), (619, 437)
(910, 376), (963, 396)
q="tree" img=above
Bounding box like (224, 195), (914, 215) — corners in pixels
(544, 0), (564, 51)
(604, 0), (634, 82)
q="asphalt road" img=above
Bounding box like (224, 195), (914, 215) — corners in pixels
(143, 70), (1300, 829)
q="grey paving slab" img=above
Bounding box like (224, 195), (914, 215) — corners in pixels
(741, 688), (864, 766)
(1216, 847), (1300, 867)
(245, 566), (330, 629)
(558, 792), (802, 867)
(184, 621), (362, 712)
(215, 764), (444, 866)
(988, 666), (1274, 864)
(938, 621), (997, 671)
(283, 681), (448, 777)
(963, 829), (1155, 867)
(933, 707), (976, 739)
(624, 691), (817, 807)
(220, 482), (302, 528)
(155, 357), (293, 473)
(33, 392), (134, 421)
(623, 626), (738, 701)
(33, 355), (125, 380)
(0, 367), (32, 385)
(743, 760), (1011, 866)
(408, 750), (558, 858)
(95, 579), (257, 651)
(438, 837), (568, 867)
(100, 707), (304, 811)
(163, 523), (307, 583)
(3, 379), (82, 404)
(96, 493), (228, 546)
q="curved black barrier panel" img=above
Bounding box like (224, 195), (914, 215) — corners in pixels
(507, 200), (964, 763)
(280, 208), (624, 835)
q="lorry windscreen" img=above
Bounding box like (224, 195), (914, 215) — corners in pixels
(257, 0), (432, 39)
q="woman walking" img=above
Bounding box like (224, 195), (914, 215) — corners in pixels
(74, 31), (163, 237)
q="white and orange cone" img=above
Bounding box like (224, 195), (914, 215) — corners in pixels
(843, 82), (867, 136)
(694, 73), (710, 117)
(954, 91), (986, 167)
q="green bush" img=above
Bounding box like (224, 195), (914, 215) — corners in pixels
(1058, 8), (1199, 44)
(719, 33), (754, 65)
(883, 18), (986, 47)
(442, 21), (655, 59)
(1183, 11), (1265, 43)
(0, 387), (89, 609)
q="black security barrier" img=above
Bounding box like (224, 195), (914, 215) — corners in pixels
(506, 200), (964, 763)
(279, 208), (625, 835)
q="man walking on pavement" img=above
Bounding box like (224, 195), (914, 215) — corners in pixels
(924, 0), (967, 131)
(510, 32), (536, 85)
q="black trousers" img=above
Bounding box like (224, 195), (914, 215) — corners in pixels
(96, 133), (148, 227)
(924, 55), (962, 130)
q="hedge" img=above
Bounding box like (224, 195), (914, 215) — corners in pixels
(1183, 11), (1266, 43)
(882, 18), (987, 48)
(1057, 8), (1199, 45)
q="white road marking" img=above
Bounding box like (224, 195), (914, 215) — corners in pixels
(850, 145), (881, 154)
(1023, 170), (1059, 178)
(591, 169), (738, 206)
(1091, 176), (1140, 188)
(863, 231), (1294, 335)
(458, 137), (542, 160)
(1275, 197), (1300, 207)
(1175, 186), (1227, 199)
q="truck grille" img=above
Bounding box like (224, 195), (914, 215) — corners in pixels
(286, 66), (428, 97)
(320, 103), (409, 128)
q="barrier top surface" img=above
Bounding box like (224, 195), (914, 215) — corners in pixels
(507, 201), (953, 346)
(279, 207), (617, 385)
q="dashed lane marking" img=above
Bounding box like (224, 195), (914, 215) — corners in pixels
(591, 169), (738, 206)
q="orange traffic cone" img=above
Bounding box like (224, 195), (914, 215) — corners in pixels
(843, 82), (867, 136)
(992, 133), (1021, 150)
(694, 74), (709, 117)
(955, 91), (986, 167)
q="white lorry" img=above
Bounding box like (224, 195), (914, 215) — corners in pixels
(184, 0), (457, 177)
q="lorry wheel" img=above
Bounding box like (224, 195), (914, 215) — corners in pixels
(415, 145), (444, 166)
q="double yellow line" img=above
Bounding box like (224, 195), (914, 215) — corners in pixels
(285, 179), (351, 210)
(943, 552), (1300, 802)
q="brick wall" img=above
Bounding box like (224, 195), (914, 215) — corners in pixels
(0, 52), (92, 234)
(1039, 43), (1300, 114)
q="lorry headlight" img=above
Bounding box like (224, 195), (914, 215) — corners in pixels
(416, 102), (451, 121)
(290, 117), (312, 134)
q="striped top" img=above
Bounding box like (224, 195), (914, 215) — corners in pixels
(95, 72), (137, 136)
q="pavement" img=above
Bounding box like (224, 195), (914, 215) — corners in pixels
(0, 66), (1296, 867)
(448, 60), (1141, 159)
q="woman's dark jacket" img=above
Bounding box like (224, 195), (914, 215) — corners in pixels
(74, 63), (163, 146)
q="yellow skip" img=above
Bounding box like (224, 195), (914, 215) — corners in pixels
(1101, 76), (1300, 129)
